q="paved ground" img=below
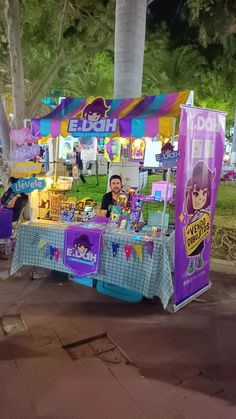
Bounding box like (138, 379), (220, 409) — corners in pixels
(0, 256), (236, 419)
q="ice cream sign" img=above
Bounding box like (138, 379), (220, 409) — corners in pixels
(12, 177), (46, 194)
(68, 97), (118, 137)
(10, 144), (40, 162)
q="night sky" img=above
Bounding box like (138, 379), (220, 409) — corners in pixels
(147, 0), (199, 47)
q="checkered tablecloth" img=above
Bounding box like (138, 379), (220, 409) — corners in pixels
(11, 221), (174, 308)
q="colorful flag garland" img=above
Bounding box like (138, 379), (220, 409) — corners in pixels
(133, 244), (142, 262)
(31, 233), (40, 246)
(124, 245), (133, 261)
(31, 233), (60, 262)
(121, 240), (154, 262)
(145, 241), (154, 258)
(112, 242), (120, 257)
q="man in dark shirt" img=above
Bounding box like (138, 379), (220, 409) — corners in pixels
(101, 175), (122, 217)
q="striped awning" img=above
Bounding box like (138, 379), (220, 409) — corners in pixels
(32, 90), (190, 139)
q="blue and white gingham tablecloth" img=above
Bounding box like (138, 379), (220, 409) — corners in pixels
(11, 221), (174, 308)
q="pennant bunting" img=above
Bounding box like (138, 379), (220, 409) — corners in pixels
(54, 248), (60, 263)
(124, 245), (133, 262)
(133, 244), (142, 262)
(102, 239), (109, 249)
(45, 210), (50, 219)
(145, 241), (154, 258)
(38, 238), (46, 250)
(44, 243), (50, 258)
(31, 233), (40, 246)
(50, 246), (57, 260)
(112, 242), (120, 257)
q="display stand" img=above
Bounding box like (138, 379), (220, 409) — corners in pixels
(16, 94), (226, 311)
(167, 283), (212, 313)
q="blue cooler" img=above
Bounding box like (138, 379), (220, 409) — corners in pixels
(96, 280), (143, 303)
(69, 275), (95, 288)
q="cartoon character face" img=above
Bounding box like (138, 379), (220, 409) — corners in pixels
(82, 97), (110, 122)
(73, 234), (92, 255)
(185, 161), (215, 216)
(77, 244), (88, 254)
(192, 187), (208, 211)
(86, 111), (101, 122)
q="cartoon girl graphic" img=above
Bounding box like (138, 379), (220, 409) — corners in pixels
(73, 234), (93, 255)
(185, 161), (215, 275)
(82, 97), (110, 122)
(131, 139), (145, 160)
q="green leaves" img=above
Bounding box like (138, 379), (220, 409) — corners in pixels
(143, 40), (206, 94)
(186, 0), (236, 46)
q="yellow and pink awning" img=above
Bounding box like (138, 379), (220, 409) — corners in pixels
(32, 90), (189, 139)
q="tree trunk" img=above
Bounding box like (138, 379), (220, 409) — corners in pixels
(5, 0), (25, 129)
(114, 0), (147, 98)
(0, 96), (10, 159)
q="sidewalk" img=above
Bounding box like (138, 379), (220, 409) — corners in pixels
(0, 257), (236, 419)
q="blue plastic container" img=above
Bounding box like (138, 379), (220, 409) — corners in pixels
(96, 280), (143, 303)
(69, 275), (94, 288)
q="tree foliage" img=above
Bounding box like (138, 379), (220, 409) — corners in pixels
(186, 0), (236, 46)
(0, 0), (235, 127)
(143, 29), (207, 93)
(0, 0), (115, 116)
(53, 51), (114, 98)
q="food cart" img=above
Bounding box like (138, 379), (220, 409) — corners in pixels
(8, 92), (227, 311)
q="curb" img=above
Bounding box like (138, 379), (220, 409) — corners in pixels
(210, 258), (236, 275)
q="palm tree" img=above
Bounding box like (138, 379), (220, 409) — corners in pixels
(143, 44), (206, 94)
(114, 0), (153, 98)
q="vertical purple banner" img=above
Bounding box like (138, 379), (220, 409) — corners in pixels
(63, 225), (102, 277)
(174, 106), (226, 306)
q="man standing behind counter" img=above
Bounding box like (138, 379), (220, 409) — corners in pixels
(101, 175), (123, 217)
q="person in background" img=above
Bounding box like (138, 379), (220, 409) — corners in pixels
(101, 175), (123, 217)
(43, 147), (50, 172)
(74, 146), (86, 184)
(0, 177), (28, 222)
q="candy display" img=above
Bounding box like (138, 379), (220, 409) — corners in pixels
(108, 190), (145, 232)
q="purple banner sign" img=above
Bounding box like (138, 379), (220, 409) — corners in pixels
(68, 97), (118, 137)
(174, 106), (226, 306)
(10, 144), (40, 162)
(68, 118), (118, 137)
(63, 225), (102, 277)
